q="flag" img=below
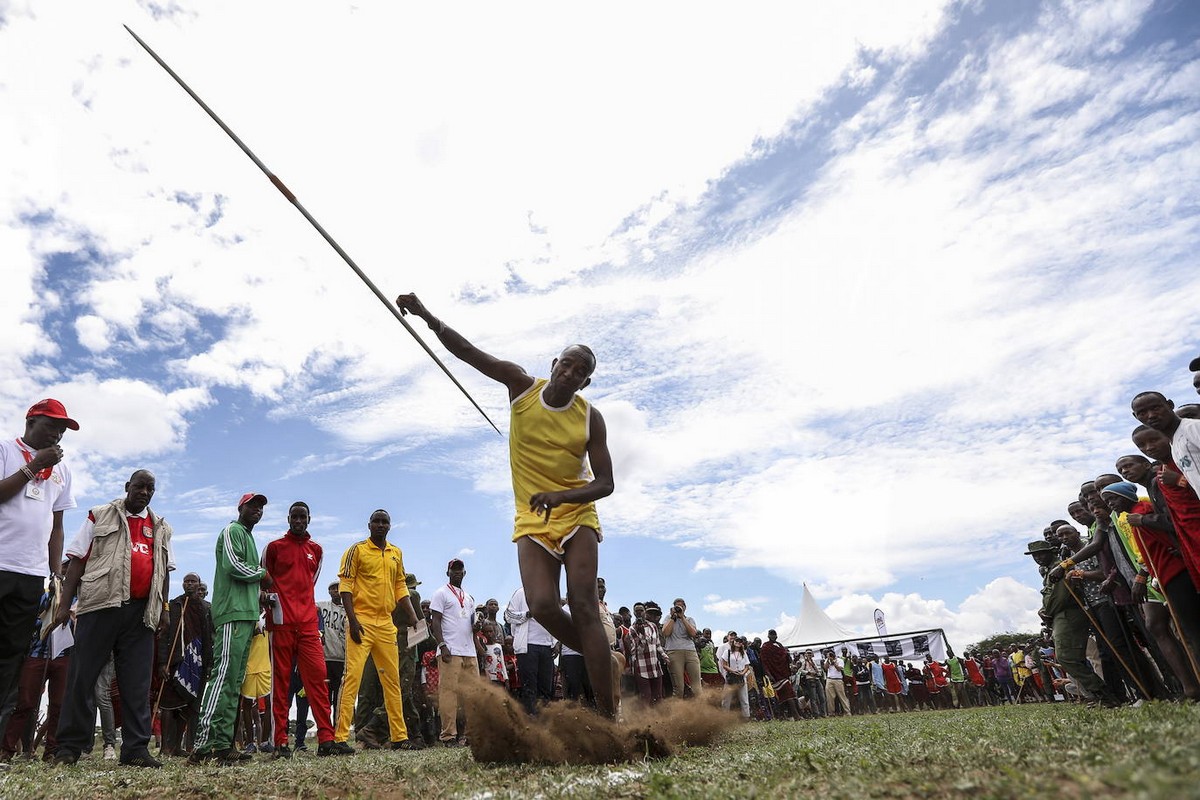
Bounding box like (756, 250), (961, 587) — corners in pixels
(874, 608), (888, 636)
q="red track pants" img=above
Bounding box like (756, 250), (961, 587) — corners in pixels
(270, 626), (334, 746)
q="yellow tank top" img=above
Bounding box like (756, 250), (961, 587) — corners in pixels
(509, 378), (601, 543)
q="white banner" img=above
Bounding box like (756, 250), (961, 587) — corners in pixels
(874, 608), (887, 637)
(789, 630), (948, 663)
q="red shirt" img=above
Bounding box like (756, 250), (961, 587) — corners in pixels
(1129, 500), (1185, 588)
(83, 510), (154, 599)
(1158, 467), (1200, 588)
(262, 530), (323, 629)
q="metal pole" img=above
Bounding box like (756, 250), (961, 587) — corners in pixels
(124, 25), (501, 435)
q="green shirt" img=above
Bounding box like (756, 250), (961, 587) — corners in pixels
(211, 520), (267, 627)
(699, 642), (717, 673)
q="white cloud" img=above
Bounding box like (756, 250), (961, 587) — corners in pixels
(74, 315), (111, 352)
(702, 596), (769, 617)
(2, 1), (1196, 631)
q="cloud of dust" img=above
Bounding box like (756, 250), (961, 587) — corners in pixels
(461, 680), (739, 765)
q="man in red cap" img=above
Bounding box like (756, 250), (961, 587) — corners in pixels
(189, 493), (273, 765)
(0, 399), (78, 711)
(429, 558), (480, 746)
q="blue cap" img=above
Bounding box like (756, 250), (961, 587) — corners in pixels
(1100, 481), (1139, 502)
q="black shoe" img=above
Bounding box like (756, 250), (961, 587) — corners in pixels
(272, 744), (293, 759)
(51, 750), (79, 766)
(318, 741), (356, 757)
(186, 750), (211, 766)
(391, 738), (425, 751)
(120, 750), (163, 769)
(212, 748), (241, 767)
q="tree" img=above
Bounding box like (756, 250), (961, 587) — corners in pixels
(966, 631), (1043, 656)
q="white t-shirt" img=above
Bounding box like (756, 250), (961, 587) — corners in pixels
(558, 606), (581, 657)
(483, 642), (507, 682)
(317, 600), (348, 661)
(430, 583), (477, 657)
(723, 650), (749, 675)
(504, 588), (554, 652)
(715, 641), (730, 675)
(824, 657), (844, 680)
(0, 438), (75, 577)
(1171, 418), (1200, 499)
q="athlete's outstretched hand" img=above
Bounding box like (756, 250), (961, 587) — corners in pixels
(395, 293), (431, 321)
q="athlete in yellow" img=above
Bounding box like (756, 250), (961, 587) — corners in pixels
(332, 509), (420, 749)
(395, 292), (616, 717)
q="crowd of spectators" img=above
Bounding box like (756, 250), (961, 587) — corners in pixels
(5, 351), (1200, 768)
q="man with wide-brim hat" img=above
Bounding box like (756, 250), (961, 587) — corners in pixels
(1026, 539), (1119, 708)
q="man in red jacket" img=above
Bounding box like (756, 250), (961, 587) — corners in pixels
(262, 502), (339, 757)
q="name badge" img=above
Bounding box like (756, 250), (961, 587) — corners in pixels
(25, 482), (44, 501)
(461, 607), (469, 618)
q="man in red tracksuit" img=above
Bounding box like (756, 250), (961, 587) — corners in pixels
(262, 502), (339, 757)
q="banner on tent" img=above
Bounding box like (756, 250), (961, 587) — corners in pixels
(788, 629), (948, 663)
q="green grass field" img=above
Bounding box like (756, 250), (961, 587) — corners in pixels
(3, 702), (1198, 799)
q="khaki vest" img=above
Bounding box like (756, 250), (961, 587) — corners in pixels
(75, 500), (172, 629)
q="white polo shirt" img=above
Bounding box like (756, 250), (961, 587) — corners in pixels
(430, 582), (477, 657)
(0, 438), (75, 576)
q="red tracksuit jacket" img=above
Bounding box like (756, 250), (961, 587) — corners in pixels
(262, 530), (323, 629)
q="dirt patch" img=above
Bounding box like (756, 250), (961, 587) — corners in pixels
(461, 680), (737, 765)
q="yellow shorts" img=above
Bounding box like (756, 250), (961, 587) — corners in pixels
(517, 524), (601, 560)
(241, 670), (271, 699)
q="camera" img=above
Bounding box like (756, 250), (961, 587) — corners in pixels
(672, 605), (684, 616)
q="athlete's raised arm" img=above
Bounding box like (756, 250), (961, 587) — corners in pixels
(395, 293), (534, 401)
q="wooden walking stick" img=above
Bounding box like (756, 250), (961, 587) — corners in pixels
(1061, 577), (1150, 698)
(1129, 527), (1200, 685)
(152, 596), (188, 720)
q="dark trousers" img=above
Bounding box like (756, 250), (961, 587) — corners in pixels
(634, 673), (663, 704)
(1091, 601), (1161, 699)
(325, 660), (344, 724)
(0, 572), (43, 715)
(559, 654), (594, 706)
(517, 644), (555, 714)
(56, 601), (154, 758)
(1, 654), (69, 756)
(1163, 573), (1200, 658)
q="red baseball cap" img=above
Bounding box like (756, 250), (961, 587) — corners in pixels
(238, 492), (268, 509)
(26, 399), (80, 431)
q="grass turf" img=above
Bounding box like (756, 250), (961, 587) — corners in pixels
(3, 702), (1198, 799)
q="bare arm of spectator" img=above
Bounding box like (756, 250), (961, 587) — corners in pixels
(430, 609), (451, 663)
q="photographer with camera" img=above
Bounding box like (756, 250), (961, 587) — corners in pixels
(661, 597), (701, 698)
(821, 648), (852, 716)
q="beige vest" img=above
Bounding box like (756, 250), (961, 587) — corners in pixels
(75, 500), (172, 629)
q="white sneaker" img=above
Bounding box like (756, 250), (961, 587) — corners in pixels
(103, 744), (116, 761)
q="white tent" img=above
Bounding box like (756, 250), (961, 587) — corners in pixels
(777, 584), (952, 661)
(777, 583), (856, 647)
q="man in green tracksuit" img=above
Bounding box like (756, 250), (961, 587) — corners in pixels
(189, 493), (272, 765)
(1026, 540), (1119, 708)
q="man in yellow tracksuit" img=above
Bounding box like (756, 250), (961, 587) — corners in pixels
(331, 509), (420, 751)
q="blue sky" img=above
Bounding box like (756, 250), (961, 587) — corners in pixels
(2, 0), (1199, 649)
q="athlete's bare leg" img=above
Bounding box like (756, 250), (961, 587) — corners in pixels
(517, 530), (615, 716)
